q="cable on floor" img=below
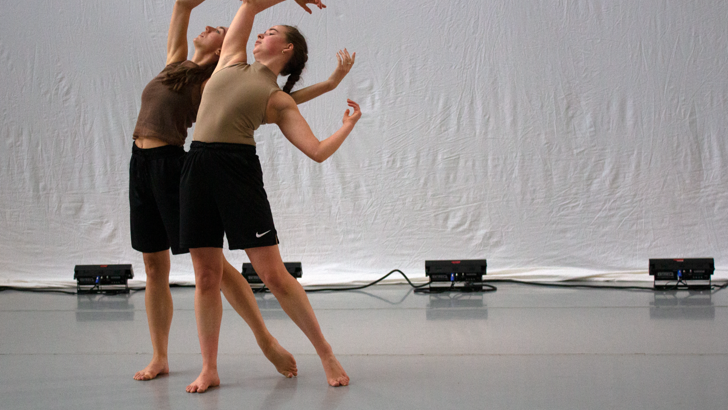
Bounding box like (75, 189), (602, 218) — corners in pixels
(256, 269), (440, 293)
(477, 279), (728, 293)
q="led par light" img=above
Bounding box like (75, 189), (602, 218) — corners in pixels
(425, 259), (487, 291)
(649, 258), (714, 290)
(74, 264), (134, 294)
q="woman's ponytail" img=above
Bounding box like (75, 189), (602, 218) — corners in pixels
(280, 25), (308, 94)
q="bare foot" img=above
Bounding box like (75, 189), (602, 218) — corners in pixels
(260, 337), (297, 378)
(186, 368), (220, 393)
(133, 359), (169, 381)
(321, 354), (349, 387)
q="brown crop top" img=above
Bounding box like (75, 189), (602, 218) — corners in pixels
(133, 61), (203, 146)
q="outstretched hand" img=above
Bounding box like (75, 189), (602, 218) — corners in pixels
(342, 99), (362, 127)
(295, 0), (326, 14)
(329, 49), (356, 86)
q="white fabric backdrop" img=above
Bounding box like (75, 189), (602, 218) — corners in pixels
(1, 0), (726, 287)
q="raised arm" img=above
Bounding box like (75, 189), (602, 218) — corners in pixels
(167, 0), (206, 65)
(217, 0), (324, 73)
(269, 92), (361, 163)
(290, 49), (356, 105)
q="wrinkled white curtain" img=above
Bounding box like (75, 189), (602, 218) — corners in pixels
(1, 0), (726, 286)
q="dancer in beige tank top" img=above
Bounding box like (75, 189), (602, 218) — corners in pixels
(179, 0), (361, 393)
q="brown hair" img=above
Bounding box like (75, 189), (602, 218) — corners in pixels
(161, 62), (216, 92)
(280, 25), (308, 94)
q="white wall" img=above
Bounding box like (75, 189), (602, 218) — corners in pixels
(1, 0), (726, 286)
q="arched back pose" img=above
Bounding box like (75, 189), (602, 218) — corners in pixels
(179, 0), (361, 393)
(129, 0), (354, 382)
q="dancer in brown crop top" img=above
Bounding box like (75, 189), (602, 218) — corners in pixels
(130, 0), (356, 384)
(181, 0), (361, 393)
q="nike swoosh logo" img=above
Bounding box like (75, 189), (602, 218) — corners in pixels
(256, 230), (272, 238)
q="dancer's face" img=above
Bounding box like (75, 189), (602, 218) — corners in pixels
(193, 26), (227, 55)
(253, 26), (292, 59)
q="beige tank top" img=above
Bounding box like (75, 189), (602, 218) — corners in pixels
(193, 61), (280, 146)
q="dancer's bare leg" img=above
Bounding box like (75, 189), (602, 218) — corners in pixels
(186, 247), (223, 393)
(134, 250), (173, 381)
(246, 245), (349, 387)
(220, 257), (297, 377)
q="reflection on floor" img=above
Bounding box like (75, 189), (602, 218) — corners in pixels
(1, 283), (727, 410)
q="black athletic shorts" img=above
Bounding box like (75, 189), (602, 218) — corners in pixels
(179, 141), (279, 250)
(129, 143), (189, 255)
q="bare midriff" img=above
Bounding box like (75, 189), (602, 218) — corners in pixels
(134, 136), (169, 149)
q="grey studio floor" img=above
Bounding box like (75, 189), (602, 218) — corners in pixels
(1, 282), (727, 410)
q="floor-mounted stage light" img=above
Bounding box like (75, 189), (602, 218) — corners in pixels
(649, 258), (714, 290)
(74, 264), (134, 294)
(425, 259), (487, 291)
(242, 262), (302, 288)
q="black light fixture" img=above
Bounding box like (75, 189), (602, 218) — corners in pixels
(649, 258), (714, 290)
(425, 259), (487, 291)
(74, 264), (134, 294)
(241, 262), (302, 287)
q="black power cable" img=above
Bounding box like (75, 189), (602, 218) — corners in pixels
(251, 269), (498, 294)
(481, 279), (728, 294)
(256, 269), (434, 293)
(479, 279), (656, 292)
(714, 281), (728, 290)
